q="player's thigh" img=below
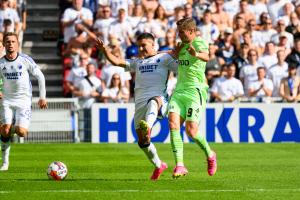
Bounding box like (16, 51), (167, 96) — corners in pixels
(0, 103), (14, 125)
(185, 89), (207, 123)
(15, 106), (31, 130)
(168, 93), (186, 120)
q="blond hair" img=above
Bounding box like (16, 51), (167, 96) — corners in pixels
(176, 17), (197, 31)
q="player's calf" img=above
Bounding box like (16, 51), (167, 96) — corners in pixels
(15, 127), (28, 137)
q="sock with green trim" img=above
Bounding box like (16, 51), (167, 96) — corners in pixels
(170, 129), (184, 166)
(192, 132), (213, 158)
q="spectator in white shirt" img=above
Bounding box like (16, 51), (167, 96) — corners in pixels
(259, 17), (277, 48)
(0, 0), (20, 34)
(239, 49), (261, 95)
(159, 0), (187, 17)
(271, 19), (294, 48)
(198, 9), (219, 44)
(267, 50), (288, 97)
(108, 8), (134, 50)
(248, 0), (268, 23)
(73, 63), (102, 108)
(99, 0), (134, 17)
(93, 5), (114, 45)
(211, 63), (244, 102)
(61, 0), (93, 43)
(258, 41), (278, 70)
(248, 66), (274, 99)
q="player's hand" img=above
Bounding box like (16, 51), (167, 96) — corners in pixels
(0, 92), (2, 99)
(187, 44), (197, 57)
(38, 99), (48, 109)
(95, 38), (105, 52)
(171, 42), (185, 59)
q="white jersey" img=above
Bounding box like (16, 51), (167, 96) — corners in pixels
(0, 53), (46, 106)
(125, 53), (177, 103)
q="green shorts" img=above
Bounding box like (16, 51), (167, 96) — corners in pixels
(168, 88), (207, 123)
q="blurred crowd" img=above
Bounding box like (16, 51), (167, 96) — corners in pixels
(58, 0), (300, 108)
(0, 0), (27, 54)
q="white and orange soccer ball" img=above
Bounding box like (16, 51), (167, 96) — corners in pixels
(47, 161), (68, 180)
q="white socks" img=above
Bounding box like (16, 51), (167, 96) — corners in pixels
(141, 143), (162, 168)
(145, 100), (158, 129)
(1, 141), (11, 165)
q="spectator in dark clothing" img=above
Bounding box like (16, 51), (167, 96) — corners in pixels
(285, 39), (300, 68)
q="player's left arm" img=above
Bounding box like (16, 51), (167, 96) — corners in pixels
(27, 58), (48, 109)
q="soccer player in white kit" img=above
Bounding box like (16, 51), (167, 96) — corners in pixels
(95, 33), (178, 180)
(0, 32), (48, 171)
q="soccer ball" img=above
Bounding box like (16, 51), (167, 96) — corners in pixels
(47, 161), (68, 180)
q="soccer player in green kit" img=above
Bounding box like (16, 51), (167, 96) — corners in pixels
(168, 18), (217, 178)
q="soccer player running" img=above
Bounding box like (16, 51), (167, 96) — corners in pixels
(95, 33), (178, 180)
(168, 18), (217, 178)
(0, 32), (47, 171)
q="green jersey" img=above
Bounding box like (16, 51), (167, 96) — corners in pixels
(175, 37), (208, 91)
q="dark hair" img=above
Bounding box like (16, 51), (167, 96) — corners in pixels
(136, 32), (155, 41)
(257, 66), (266, 71)
(3, 32), (19, 43)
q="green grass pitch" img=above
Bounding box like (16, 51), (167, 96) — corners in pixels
(0, 143), (300, 200)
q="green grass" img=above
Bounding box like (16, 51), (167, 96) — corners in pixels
(0, 143), (300, 200)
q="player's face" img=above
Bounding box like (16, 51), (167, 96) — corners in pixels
(177, 28), (195, 43)
(4, 35), (19, 53)
(137, 38), (155, 57)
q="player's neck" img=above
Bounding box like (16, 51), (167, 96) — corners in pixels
(6, 52), (18, 61)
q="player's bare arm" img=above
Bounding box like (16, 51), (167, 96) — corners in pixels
(95, 38), (126, 67)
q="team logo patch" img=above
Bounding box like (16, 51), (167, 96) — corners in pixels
(18, 65), (22, 70)
(10, 66), (13, 69)
(156, 59), (160, 63)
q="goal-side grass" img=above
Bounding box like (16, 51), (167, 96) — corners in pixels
(0, 143), (299, 200)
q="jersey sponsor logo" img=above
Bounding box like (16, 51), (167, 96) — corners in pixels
(178, 60), (189, 66)
(3, 72), (22, 79)
(139, 64), (158, 73)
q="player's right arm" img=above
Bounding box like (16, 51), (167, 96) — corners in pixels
(95, 38), (127, 68)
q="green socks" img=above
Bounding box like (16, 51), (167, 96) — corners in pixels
(170, 129), (184, 165)
(192, 133), (213, 157)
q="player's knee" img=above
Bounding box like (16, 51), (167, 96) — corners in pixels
(1, 126), (11, 136)
(15, 127), (28, 137)
(138, 141), (150, 149)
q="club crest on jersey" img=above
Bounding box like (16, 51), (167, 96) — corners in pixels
(18, 65), (22, 70)
(156, 59), (160, 63)
(10, 66), (13, 69)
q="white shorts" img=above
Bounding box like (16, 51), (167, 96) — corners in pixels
(0, 102), (31, 129)
(134, 95), (168, 130)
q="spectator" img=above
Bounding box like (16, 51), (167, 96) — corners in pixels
(0, 0), (20, 34)
(141, 0), (159, 11)
(286, 12), (300, 35)
(73, 63), (102, 108)
(232, 14), (247, 50)
(259, 17), (277, 48)
(271, 19), (294, 49)
(276, 32), (292, 56)
(184, 2), (199, 24)
(248, 0), (268, 23)
(233, 42), (249, 77)
(206, 43), (222, 86)
(216, 27), (235, 64)
(242, 31), (261, 55)
(210, 63), (244, 102)
(198, 9), (220, 44)
(93, 5), (114, 45)
(211, 0), (232, 33)
(158, 28), (176, 51)
(192, 0), (212, 19)
(248, 66), (274, 100)
(154, 4), (168, 32)
(66, 53), (89, 95)
(279, 2), (294, 25)
(83, 0), (98, 17)
(267, 50), (288, 97)
(258, 41), (278, 70)
(246, 19), (262, 50)
(102, 73), (130, 103)
(108, 8), (134, 50)
(234, 0), (255, 24)
(285, 38), (300, 67)
(99, 0), (134, 17)
(267, 0), (290, 24)
(128, 3), (145, 33)
(167, 6), (185, 30)
(101, 42), (131, 92)
(223, 0), (239, 19)
(279, 64), (300, 102)
(61, 0), (93, 44)
(9, 0), (26, 50)
(159, 0), (187, 18)
(239, 49), (261, 95)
